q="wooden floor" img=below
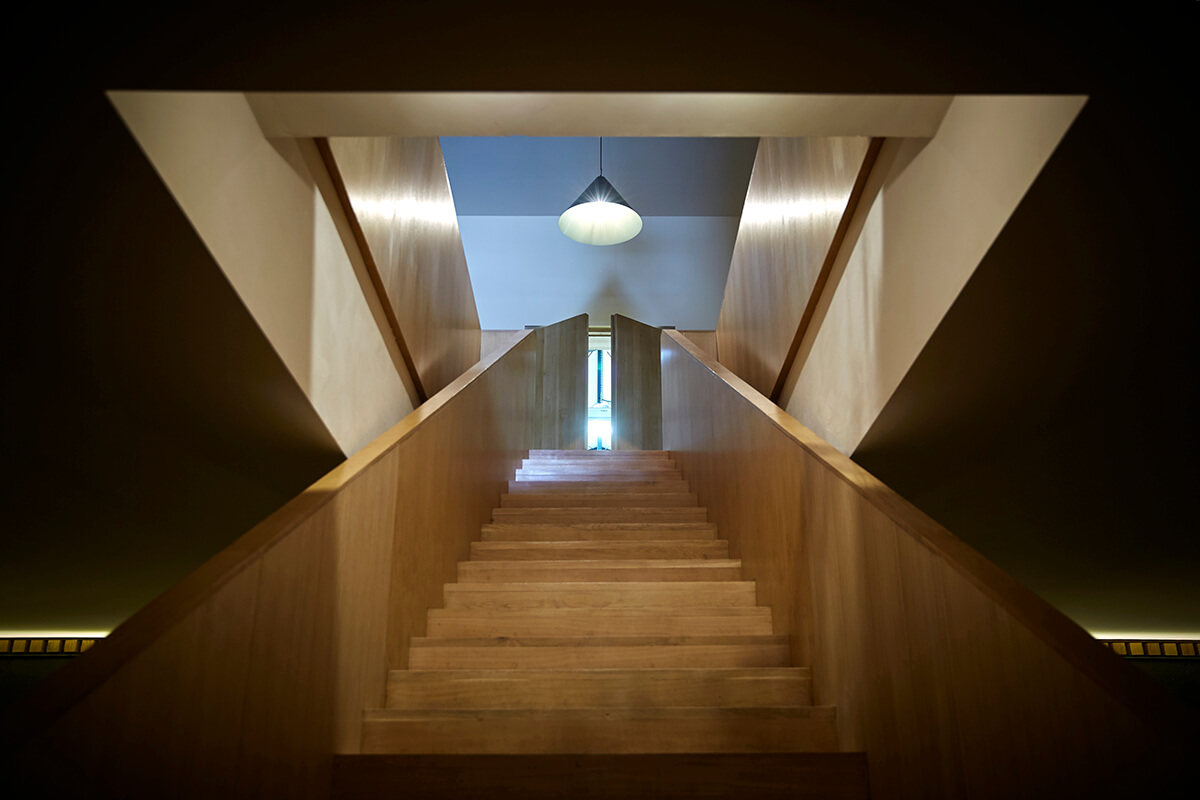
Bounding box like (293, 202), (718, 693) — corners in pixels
(339, 451), (864, 796)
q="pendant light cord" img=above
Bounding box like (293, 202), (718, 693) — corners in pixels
(599, 137), (603, 176)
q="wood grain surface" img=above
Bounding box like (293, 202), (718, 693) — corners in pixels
(534, 313), (587, 449)
(331, 753), (870, 799)
(3, 329), (541, 798)
(679, 330), (718, 360)
(716, 137), (871, 398)
(612, 314), (663, 450)
(325, 136), (481, 398)
(660, 329), (1192, 798)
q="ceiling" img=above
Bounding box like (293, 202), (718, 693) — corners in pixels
(440, 136), (759, 330)
(441, 137), (759, 216)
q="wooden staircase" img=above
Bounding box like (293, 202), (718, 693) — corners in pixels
(338, 450), (868, 796)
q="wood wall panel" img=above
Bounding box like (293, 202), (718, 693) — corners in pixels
(679, 330), (718, 360)
(534, 314), (587, 450)
(660, 331), (1190, 798)
(326, 136), (482, 398)
(385, 329), (540, 668)
(4, 331), (541, 797)
(716, 137), (871, 399)
(612, 314), (662, 451)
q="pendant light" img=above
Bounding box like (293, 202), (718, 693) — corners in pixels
(558, 138), (643, 246)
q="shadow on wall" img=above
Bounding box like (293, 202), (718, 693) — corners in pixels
(1, 92), (344, 649)
(851, 95), (1200, 639)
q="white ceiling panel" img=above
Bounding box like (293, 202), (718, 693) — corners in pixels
(441, 137), (759, 217)
(459, 215), (741, 330)
(442, 136), (758, 330)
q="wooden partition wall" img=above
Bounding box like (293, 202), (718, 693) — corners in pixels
(533, 314), (588, 450)
(3, 331), (540, 799)
(322, 136), (482, 400)
(660, 331), (1190, 797)
(612, 314), (663, 450)
(716, 137), (875, 401)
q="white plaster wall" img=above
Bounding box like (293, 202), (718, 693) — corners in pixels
(108, 91), (413, 456)
(784, 95), (1085, 455)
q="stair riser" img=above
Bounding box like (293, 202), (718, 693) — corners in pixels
(523, 454), (674, 461)
(528, 450), (676, 455)
(408, 645), (792, 670)
(492, 509), (708, 524)
(501, 494), (698, 508)
(522, 460), (676, 469)
(482, 525), (718, 541)
(444, 582), (756, 610)
(514, 474), (683, 482)
(518, 470), (686, 474)
(457, 564), (743, 583)
(508, 481), (690, 494)
(425, 615), (773, 638)
(386, 670), (812, 709)
(370, 448), (821, 762)
(361, 716), (838, 755)
(469, 541), (730, 560)
(331, 753), (872, 800)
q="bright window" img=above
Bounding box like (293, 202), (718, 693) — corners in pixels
(586, 349), (612, 449)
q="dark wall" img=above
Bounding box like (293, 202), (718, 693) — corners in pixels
(0, 0), (1193, 653)
(1, 91), (345, 634)
(852, 57), (1198, 635)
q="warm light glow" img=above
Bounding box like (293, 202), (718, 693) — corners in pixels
(1090, 632), (1200, 640)
(350, 195), (456, 226)
(559, 200), (643, 246)
(0, 631), (110, 638)
(739, 195), (849, 226)
(588, 419), (612, 449)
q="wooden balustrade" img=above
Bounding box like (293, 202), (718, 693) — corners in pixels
(3, 328), (543, 798)
(660, 330), (1190, 798)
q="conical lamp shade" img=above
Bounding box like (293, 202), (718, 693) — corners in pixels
(558, 175), (643, 246)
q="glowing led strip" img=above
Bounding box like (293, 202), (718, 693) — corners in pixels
(1099, 639), (1200, 658)
(0, 635), (107, 656)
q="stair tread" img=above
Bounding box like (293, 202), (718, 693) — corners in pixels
(516, 469), (682, 475)
(430, 607), (769, 618)
(385, 668), (813, 709)
(360, 707), (839, 754)
(411, 635), (789, 647)
(482, 523), (718, 541)
(459, 559), (740, 581)
(408, 636), (792, 669)
(509, 481), (690, 493)
(494, 507), (705, 512)
(444, 580), (754, 590)
(501, 493), (698, 507)
(470, 541), (729, 560)
(463, 557), (740, 565)
(390, 667), (808, 676)
(492, 508), (707, 521)
(368, 706), (835, 720)
(331, 753), (871, 800)
(444, 581), (755, 609)
(527, 449), (672, 456)
(371, 449), (835, 758)
(426, 610), (773, 639)
(513, 474), (685, 482)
